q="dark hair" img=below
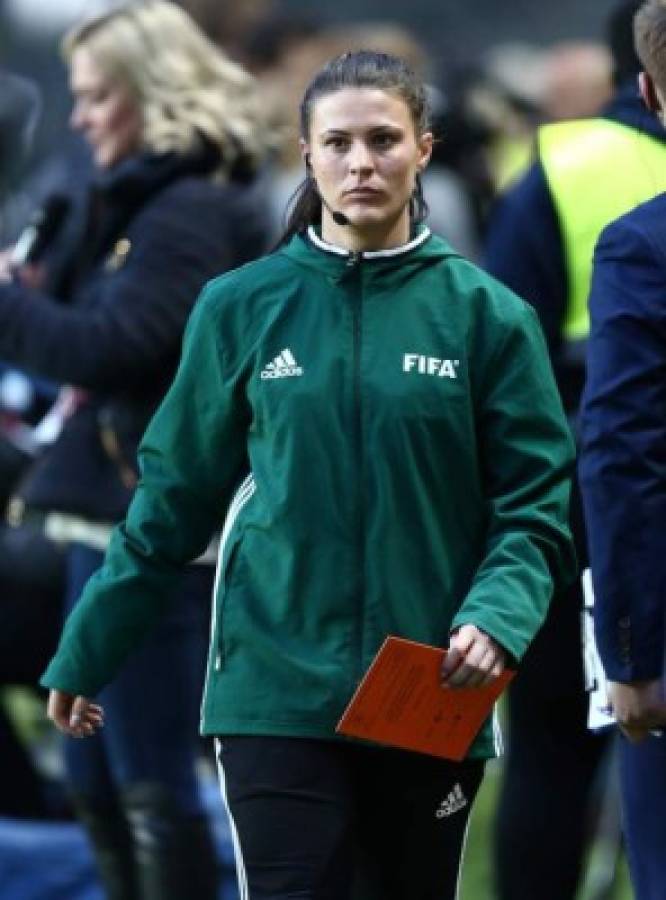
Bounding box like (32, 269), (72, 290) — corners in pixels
(243, 13), (322, 72)
(278, 49), (431, 247)
(634, 0), (666, 93)
(607, 1), (643, 86)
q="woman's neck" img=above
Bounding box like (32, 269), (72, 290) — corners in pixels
(320, 207), (411, 252)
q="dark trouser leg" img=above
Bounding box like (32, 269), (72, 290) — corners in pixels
(70, 792), (138, 900)
(494, 580), (611, 900)
(216, 737), (357, 900)
(353, 745), (484, 900)
(216, 736), (484, 900)
(619, 733), (666, 900)
(121, 782), (219, 900)
(64, 545), (219, 900)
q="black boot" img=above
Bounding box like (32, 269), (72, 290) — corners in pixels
(71, 793), (138, 900)
(121, 782), (219, 900)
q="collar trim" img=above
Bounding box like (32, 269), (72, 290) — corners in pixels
(306, 225), (431, 259)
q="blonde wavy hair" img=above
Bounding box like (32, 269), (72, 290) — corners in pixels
(62, 0), (270, 178)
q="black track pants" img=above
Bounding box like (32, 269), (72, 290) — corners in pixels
(215, 736), (484, 900)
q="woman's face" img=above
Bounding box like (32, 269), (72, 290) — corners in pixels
(69, 46), (143, 169)
(301, 87), (433, 249)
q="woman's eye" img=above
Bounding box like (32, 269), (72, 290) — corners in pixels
(326, 137), (349, 150)
(78, 91), (107, 108)
(372, 133), (397, 149)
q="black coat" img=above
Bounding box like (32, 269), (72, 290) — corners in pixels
(0, 144), (268, 521)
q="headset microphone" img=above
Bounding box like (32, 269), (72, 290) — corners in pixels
(318, 189), (351, 227)
(331, 210), (350, 226)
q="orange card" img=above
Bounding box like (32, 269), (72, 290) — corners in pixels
(336, 635), (515, 760)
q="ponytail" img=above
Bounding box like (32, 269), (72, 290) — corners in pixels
(275, 175), (322, 249)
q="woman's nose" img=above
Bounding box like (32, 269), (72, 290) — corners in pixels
(348, 141), (373, 174)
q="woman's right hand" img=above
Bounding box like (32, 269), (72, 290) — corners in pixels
(441, 624), (507, 688)
(47, 689), (104, 738)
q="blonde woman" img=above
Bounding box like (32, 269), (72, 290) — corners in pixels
(0, 2), (269, 897)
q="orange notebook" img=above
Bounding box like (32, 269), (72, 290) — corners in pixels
(336, 636), (515, 760)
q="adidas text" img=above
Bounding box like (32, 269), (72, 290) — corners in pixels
(403, 353), (459, 379)
(435, 783), (468, 818)
(261, 348), (303, 379)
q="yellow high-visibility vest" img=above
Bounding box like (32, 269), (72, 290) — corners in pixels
(539, 119), (666, 342)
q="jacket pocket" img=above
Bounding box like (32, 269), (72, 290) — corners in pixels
(212, 539), (244, 670)
(210, 472), (256, 671)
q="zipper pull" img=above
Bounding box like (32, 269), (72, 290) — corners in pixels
(347, 251), (362, 268)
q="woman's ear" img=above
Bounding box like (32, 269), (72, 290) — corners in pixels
(639, 71), (661, 114)
(417, 131), (434, 172)
(300, 139), (312, 171)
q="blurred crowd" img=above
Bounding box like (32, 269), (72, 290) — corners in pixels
(0, 1), (649, 899)
(2, 0), (622, 255)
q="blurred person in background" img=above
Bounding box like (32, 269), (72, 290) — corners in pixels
(0, 69), (41, 244)
(483, 2), (666, 897)
(580, 1), (666, 896)
(478, 43), (551, 193)
(0, 67), (68, 821)
(455, 38), (612, 216)
(0, 1), (269, 897)
(179, 0), (276, 66)
(40, 48), (575, 900)
(541, 41), (613, 122)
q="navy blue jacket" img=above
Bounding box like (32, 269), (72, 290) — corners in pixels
(579, 193), (666, 682)
(0, 144), (267, 521)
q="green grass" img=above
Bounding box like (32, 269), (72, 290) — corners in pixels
(459, 760), (634, 899)
(459, 761), (499, 898)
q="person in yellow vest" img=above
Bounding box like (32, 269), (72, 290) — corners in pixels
(483, 2), (666, 898)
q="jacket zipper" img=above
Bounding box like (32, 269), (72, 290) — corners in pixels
(349, 252), (365, 682)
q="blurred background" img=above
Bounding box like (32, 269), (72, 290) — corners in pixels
(0, 0), (637, 898)
(0, 0), (626, 191)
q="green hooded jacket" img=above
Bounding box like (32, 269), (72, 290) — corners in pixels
(41, 227), (576, 758)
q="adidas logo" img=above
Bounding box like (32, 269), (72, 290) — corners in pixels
(435, 783), (468, 818)
(260, 348), (303, 379)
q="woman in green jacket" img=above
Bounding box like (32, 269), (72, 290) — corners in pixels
(43, 50), (575, 900)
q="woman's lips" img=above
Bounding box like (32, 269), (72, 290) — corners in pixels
(344, 188), (382, 199)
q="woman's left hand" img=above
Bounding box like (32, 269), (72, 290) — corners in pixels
(441, 624), (507, 688)
(47, 689), (105, 738)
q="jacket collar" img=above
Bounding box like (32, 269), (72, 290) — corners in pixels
(94, 138), (221, 206)
(602, 80), (666, 143)
(305, 225), (432, 259)
(279, 223), (459, 279)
